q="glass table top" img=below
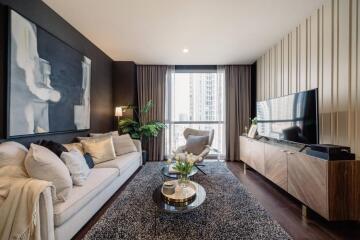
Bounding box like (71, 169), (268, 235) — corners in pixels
(161, 165), (198, 179)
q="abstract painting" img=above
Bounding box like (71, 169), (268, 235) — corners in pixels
(8, 10), (91, 137)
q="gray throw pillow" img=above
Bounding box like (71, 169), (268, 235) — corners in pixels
(185, 135), (209, 155)
(61, 149), (90, 186)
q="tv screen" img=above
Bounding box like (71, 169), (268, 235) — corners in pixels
(256, 89), (319, 144)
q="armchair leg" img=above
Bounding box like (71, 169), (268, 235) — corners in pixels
(195, 164), (207, 175)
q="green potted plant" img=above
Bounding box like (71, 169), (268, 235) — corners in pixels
(118, 100), (166, 163)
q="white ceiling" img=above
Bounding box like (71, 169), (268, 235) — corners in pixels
(43, 0), (325, 65)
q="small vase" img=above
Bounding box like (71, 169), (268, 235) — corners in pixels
(179, 173), (189, 187)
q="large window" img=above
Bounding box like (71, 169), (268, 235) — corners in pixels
(165, 68), (225, 158)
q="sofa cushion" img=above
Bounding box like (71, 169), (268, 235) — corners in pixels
(63, 143), (84, 155)
(53, 168), (119, 226)
(185, 135), (209, 155)
(37, 140), (68, 158)
(94, 152), (141, 175)
(81, 136), (116, 164)
(112, 134), (137, 156)
(89, 131), (119, 137)
(0, 141), (28, 178)
(25, 144), (72, 202)
(60, 150), (90, 186)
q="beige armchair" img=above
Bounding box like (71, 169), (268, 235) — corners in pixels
(175, 128), (215, 174)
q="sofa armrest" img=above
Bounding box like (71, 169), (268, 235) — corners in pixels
(39, 187), (55, 240)
(132, 139), (142, 153)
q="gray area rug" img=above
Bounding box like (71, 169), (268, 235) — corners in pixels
(84, 162), (291, 240)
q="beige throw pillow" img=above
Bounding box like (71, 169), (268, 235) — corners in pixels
(185, 135), (209, 155)
(63, 143), (84, 155)
(24, 144), (72, 202)
(112, 134), (137, 156)
(89, 131), (119, 137)
(0, 141), (29, 177)
(81, 136), (116, 164)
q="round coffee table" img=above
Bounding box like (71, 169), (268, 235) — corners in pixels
(161, 166), (198, 179)
(152, 181), (206, 213)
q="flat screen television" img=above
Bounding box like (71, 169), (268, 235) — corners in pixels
(256, 89), (319, 144)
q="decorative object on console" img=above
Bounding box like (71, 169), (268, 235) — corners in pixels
(24, 144), (72, 202)
(8, 10), (91, 137)
(306, 144), (355, 160)
(248, 124), (257, 139)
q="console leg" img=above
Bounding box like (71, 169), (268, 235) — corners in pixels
(243, 163), (247, 175)
(302, 205), (308, 218)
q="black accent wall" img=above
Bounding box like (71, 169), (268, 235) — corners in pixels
(0, 0), (114, 146)
(112, 61), (138, 120)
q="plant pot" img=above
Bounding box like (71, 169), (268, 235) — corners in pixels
(142, 150), (147, 165)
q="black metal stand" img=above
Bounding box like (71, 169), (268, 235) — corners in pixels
(195, 164), (207, 175)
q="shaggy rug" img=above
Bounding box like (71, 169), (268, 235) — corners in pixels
(84, 162), (291, 240)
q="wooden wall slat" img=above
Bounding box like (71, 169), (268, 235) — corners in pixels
(256, 0), (360, 158)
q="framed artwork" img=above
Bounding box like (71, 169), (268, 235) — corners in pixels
(7, 9), (91, 137)
(248, 124), (257, 139)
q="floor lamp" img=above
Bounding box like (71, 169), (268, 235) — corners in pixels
(115, 107), (123, 130)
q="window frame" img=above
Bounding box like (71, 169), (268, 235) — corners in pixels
(166, 66), (225, 159)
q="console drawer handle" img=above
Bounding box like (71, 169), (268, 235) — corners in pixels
(280, 150), (288, 153)
(288, 152), (295, 155)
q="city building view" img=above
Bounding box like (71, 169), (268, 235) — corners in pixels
(165, 71), (225, 157)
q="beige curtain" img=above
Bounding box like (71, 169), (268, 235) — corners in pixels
(225, 65), (251, 161)
(137, 65), (168, 161)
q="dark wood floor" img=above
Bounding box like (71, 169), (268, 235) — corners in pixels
(73, 161), (360, 240)
(226, 161), (360, 240)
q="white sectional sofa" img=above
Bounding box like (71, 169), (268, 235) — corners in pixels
(39, 140), (142, 240)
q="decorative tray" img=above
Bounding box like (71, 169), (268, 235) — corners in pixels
(161, 180), (197, 204)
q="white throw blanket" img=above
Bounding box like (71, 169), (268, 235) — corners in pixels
(0, 176), (54, 240)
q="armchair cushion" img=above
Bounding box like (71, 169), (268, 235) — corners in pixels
(185, 135), (209, 155)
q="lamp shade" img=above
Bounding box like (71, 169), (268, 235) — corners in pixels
(115, 107), (123, 117)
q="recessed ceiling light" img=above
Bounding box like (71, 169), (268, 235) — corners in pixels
(182, 48), (189, 53)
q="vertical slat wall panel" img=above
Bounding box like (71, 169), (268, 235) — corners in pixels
(283, 36), (289, 95)
(300, 21), (308, 91)
(256, 0), (360, 159)
(276, 45), (282, 97)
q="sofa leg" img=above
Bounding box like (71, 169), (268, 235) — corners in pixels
(302, 205), (308, 218)
(243, 163), (247, 175)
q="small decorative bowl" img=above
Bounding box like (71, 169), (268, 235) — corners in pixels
(162, 181), (176, 195)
